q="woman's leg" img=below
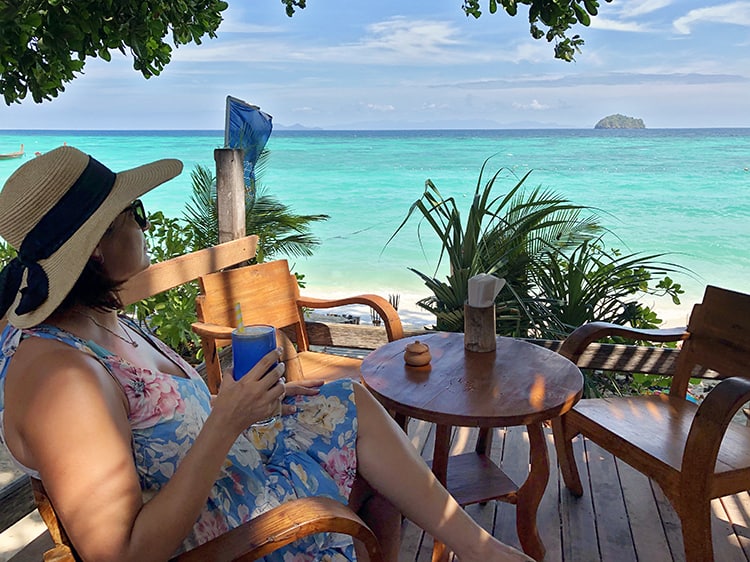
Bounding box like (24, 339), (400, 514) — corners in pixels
(353, 383), (532, 562)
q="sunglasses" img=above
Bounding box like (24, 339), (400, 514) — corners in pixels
(126, 199), (149, 230)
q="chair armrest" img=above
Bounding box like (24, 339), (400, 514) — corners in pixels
(171, 496), (383, 562)
(298, 294), (404, 342)
(682, 376), (750, 485)
(560, 321), (688, 363)
(191, 321), (234, 343)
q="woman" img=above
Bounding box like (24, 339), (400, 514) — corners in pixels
(0, 146), (531, 561)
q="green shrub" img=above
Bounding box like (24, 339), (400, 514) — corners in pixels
(125, 212), (202, 363)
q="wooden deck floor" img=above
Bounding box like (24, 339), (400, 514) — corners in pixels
(398, 421), (750, 562)
(4, 421), (750, 561)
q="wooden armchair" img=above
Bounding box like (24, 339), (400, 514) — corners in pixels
(191, 259), (404, 392)
(22, 237), (383, 562)
(551, 285), (750, 562)
(32, 478), (383, 562)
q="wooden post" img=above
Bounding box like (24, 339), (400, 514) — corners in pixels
(214, 148), (246, 243)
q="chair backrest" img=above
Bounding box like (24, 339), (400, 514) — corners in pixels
(196, 259), (312, 350)
(670, 285), (750, 396)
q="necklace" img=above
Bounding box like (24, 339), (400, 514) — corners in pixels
(74, 310), (139, 348)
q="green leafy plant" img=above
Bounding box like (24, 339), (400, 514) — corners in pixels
(531, 239), (685, 333)
(125, 211), (202, 362)
(129, 154), (329, 363)
(183, 155), (328, 262)
(0, 238), (17, 267)
(389, 155), (691, 392)
(388, 158), (601, 333)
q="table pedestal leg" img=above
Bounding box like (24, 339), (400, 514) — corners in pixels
(431, 424), (452, 562)
(516, 422), (548, 561)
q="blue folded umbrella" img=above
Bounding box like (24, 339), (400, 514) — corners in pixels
(224, 95), (273, 185)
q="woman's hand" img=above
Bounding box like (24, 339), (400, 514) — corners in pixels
(211, 348), (286, 432)
(281, 379), (324, 415)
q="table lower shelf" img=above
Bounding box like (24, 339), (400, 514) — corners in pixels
(427, 452), (519, 507)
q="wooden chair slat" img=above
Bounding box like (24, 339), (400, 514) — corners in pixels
(120, 235), (258, 306)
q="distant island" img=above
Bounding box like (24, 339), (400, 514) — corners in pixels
(594, 114), (645, 129)
(275, 123), (324, 131)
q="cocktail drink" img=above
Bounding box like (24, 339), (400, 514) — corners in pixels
(232, 324), (279, 425)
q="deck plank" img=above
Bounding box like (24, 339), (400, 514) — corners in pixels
(586, 441), (637, 562)
(617, 458), (673, 561)
(721, 493), (750, 559)
(560, 435), (600, 562)
(536, 428), (563, 562)
(710, 498), (746, 562)
(651, 481), (686, 562)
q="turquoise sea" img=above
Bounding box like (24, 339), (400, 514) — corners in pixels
(1, 129), (748, 326)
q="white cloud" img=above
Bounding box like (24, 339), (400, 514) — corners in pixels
(589, 17), (652, 32)
(507, 42), (550, 64)
(673, 2), (750, 34)
(362, 103), (395, 112)
(422, 102), (449, 110)
(512, 99), (551, 110)
(364, 17), (461, 52)
(171, 16), (531, 66)
(612, 0), (674, 18)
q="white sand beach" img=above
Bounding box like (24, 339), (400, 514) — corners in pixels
(304, 287), (699, 332)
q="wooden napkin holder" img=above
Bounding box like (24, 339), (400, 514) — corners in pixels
(464, 303), (496, 352)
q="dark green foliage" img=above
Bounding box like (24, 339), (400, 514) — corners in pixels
(462, 0), (608, 61)
(2, 0), (613, 103)
(0, 0), (228, 104)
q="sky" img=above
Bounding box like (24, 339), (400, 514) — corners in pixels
(1, 0), (749, 130)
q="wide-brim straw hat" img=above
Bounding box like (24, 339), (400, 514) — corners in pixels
(0, 146), (182, 328)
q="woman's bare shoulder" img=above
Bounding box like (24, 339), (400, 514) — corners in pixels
(7, 333), (108, 387)
(4, 333), (129, 468)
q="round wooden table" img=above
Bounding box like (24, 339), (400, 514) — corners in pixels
(361, 332), (584, 561)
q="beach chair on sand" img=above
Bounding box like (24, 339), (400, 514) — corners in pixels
(552, 285), (750, 562)
(191, 259), (404, 393)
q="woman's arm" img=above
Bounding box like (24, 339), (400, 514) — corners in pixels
(4, 338), (284, 562)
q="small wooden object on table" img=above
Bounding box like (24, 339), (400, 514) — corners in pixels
(361, 332), (583, 561)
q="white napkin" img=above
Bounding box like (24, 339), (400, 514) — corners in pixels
(467, 274), (506, 307)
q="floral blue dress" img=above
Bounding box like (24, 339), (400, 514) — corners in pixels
(0, 320), (359, 561)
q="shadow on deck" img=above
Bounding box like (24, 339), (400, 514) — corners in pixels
(399, 422), (750, 562)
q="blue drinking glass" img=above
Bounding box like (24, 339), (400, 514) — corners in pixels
(232, 325), (279, 426)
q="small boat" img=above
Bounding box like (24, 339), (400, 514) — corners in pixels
(0, 144), (24, 160)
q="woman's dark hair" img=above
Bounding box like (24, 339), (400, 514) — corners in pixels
(56, 258), (124, 313)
